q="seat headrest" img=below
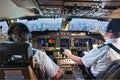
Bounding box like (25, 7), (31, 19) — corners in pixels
(0, 42), (32, 66)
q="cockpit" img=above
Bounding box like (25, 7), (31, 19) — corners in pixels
(0, 0), (120, 80)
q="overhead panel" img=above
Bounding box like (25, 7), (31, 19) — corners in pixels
(10, 0), (120, 18)
(37, 0), (120, 18)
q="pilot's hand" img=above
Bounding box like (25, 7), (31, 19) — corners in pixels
(63, 49), (71, 58)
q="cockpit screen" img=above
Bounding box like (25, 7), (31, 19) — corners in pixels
(47, 38), (56, 47)
(60, 39), (69, 47)
(74, 38), (82, 47)
(38, 38), (46, 47)
(83, 38), (92, 46)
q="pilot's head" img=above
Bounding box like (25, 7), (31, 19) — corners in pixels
(106, 18), (120, 38)
(8, 22), (31, 43)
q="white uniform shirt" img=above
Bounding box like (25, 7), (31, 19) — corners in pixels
(26, 42), (60, 78)
(33, 50), (59, 78)
(81, 38), (120, 77)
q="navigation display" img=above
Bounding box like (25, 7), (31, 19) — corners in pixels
(60, 39), (69, 47)
(83, 38), (92, 46)
(74, 38), (82, 47)
(47, 38), (56, 47)
(38, 38), (46, 47)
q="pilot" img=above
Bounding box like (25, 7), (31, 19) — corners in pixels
(7, 22), (63, 79)
(63, 19), (120, 78)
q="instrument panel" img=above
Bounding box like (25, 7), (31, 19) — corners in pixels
(31, 31), (105, 52)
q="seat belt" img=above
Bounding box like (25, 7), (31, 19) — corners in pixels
(107, 43), (120, 54)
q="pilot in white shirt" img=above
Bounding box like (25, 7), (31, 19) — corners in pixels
(82, 38), (120, 76)
(63, 19), (120, 77)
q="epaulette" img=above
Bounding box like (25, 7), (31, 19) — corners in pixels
(97, 44), (106, 49)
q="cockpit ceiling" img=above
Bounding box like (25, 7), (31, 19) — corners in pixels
(36, 0), (120, 18)
(5, 0), (120, 19)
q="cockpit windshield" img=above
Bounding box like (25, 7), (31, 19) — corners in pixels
(69, 18), (109, 33)
(17, 18), (62, 32)
(0, 21), (9, 34)
(16, 18), (109, 34)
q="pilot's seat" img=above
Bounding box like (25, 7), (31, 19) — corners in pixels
(0, 42), (40, 80)
(96, 59), (120, 79)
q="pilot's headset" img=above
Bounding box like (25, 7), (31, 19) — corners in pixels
(8, 22), (32, 42)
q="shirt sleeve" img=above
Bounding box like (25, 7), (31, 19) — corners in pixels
(33, 50), (59, 78)
(81, 46), (109, 68)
